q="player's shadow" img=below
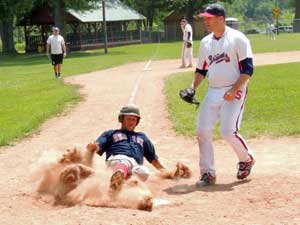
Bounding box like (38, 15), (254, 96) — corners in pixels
(163, 180), (251, 195)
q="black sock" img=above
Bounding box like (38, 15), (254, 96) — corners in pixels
(58, 73), (61, 77)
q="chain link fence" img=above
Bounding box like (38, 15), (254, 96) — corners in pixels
(1, 18), (300, 53)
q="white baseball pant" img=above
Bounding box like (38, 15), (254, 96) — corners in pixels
(181, 42), (193, 66)
(196, 85), (254, 177)
(106, 154), (150, 181)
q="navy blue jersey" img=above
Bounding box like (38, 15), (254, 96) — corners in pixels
(95, 129), (158, 165)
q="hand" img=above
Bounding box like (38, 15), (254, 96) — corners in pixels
(46, 53), (50, 60)
(174, 162), (192, 178)
(86, 143), (98, 153)
(223, 88), (236, 101)
(63, 52), (67, 58)
(157, 162), (192, 179)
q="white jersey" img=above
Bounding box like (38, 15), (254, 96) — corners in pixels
(183, 24), (193, 42)
(196, 26), (253, 88)
(47, 34), (65, 54)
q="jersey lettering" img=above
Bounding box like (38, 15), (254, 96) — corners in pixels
(112, 133), (127, 142)
(132, 136), (144, 147)
(208, 52), (230, 65)
(235, 90), (242, 100)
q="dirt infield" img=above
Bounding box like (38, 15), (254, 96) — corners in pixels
(0, 51), (300, 225)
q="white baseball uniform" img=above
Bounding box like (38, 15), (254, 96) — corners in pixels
(181, 23), (193, 66)
(196, 26), (254, 177)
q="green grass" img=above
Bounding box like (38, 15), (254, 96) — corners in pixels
(1, 33), (300, 146)
(1, 42), (191, 146)
(164, 62), (300, 139)
(248, 33), (300, 53)
(0, 74), (80, 146)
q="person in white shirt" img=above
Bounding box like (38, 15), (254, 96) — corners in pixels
(269, 23), (276, 40)
(183, 4), (255, 187)
(46, 27), (67, 78)
(180, 18), (193, 68)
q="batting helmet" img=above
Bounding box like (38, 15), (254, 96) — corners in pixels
(118, 104), (141, 125)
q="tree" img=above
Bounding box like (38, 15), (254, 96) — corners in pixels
(0, 0), (98, 53)
(34, 0), (98, 37)
(294, 0), (300, 31)
(120, 0), (167, 29)
(166, 0), (233, 25)
(0, 0), (33, 53)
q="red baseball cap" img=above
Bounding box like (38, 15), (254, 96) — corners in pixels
(199, 4), (226, 18)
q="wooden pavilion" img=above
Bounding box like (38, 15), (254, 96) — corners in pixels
(18, 0), (146, 53)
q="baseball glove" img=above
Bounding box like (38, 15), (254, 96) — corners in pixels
(186, 42), (192, 48)
(179, 87), (200, 106)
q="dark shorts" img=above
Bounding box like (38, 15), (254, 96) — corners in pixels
(51, 54), (63, 65)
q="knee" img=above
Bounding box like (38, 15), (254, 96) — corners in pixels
(136, 173), (149, 182)
(197, 129), (212, 142)
(132, 166), (150, 181)
(221, 129), (235, 140)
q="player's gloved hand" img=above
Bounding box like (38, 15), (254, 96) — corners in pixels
(174, 162), (192, 178)
(186, 41), (192, 48)
(179, 87), (200, 106)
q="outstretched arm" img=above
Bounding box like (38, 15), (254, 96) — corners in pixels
(151, 159), (166, 171)
(86, 142), (100, 153)
(84, 143), (101, 166)
(151, 159), (192, 179)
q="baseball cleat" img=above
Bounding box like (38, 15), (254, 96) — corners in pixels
(195, 172), (216, 188)
(237, 159), (255, 180)
(110, 170), (125, 192)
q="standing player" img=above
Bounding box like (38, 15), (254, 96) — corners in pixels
(46, 27), (66, 79)
(180, 17), (193, 68)
(269, 23), (276, 40)
(183, 4), (255, 187)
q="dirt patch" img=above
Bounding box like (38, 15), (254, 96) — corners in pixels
(0, 51), (300, 225)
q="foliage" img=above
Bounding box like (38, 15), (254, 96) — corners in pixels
(0, 0), (34, 53)
(220, 0), (294, 22)
(0, 0), (33, 22)
(34, 0), (97, 11)
(120, 0), (167, 28)
(165, 0), (231, 23)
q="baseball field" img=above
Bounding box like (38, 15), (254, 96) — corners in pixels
(0, 34), (300, 224)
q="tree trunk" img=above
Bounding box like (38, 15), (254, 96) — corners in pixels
(148, 10), (154, 29)
(54, 0), (66, 37)
(186, 1), (195, 27)
(0, 18), (17, 54)
(294, 0), (300, 32)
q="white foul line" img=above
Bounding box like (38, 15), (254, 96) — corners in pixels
(143, 60), (152, 71)
(128, 60), (152, 104)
